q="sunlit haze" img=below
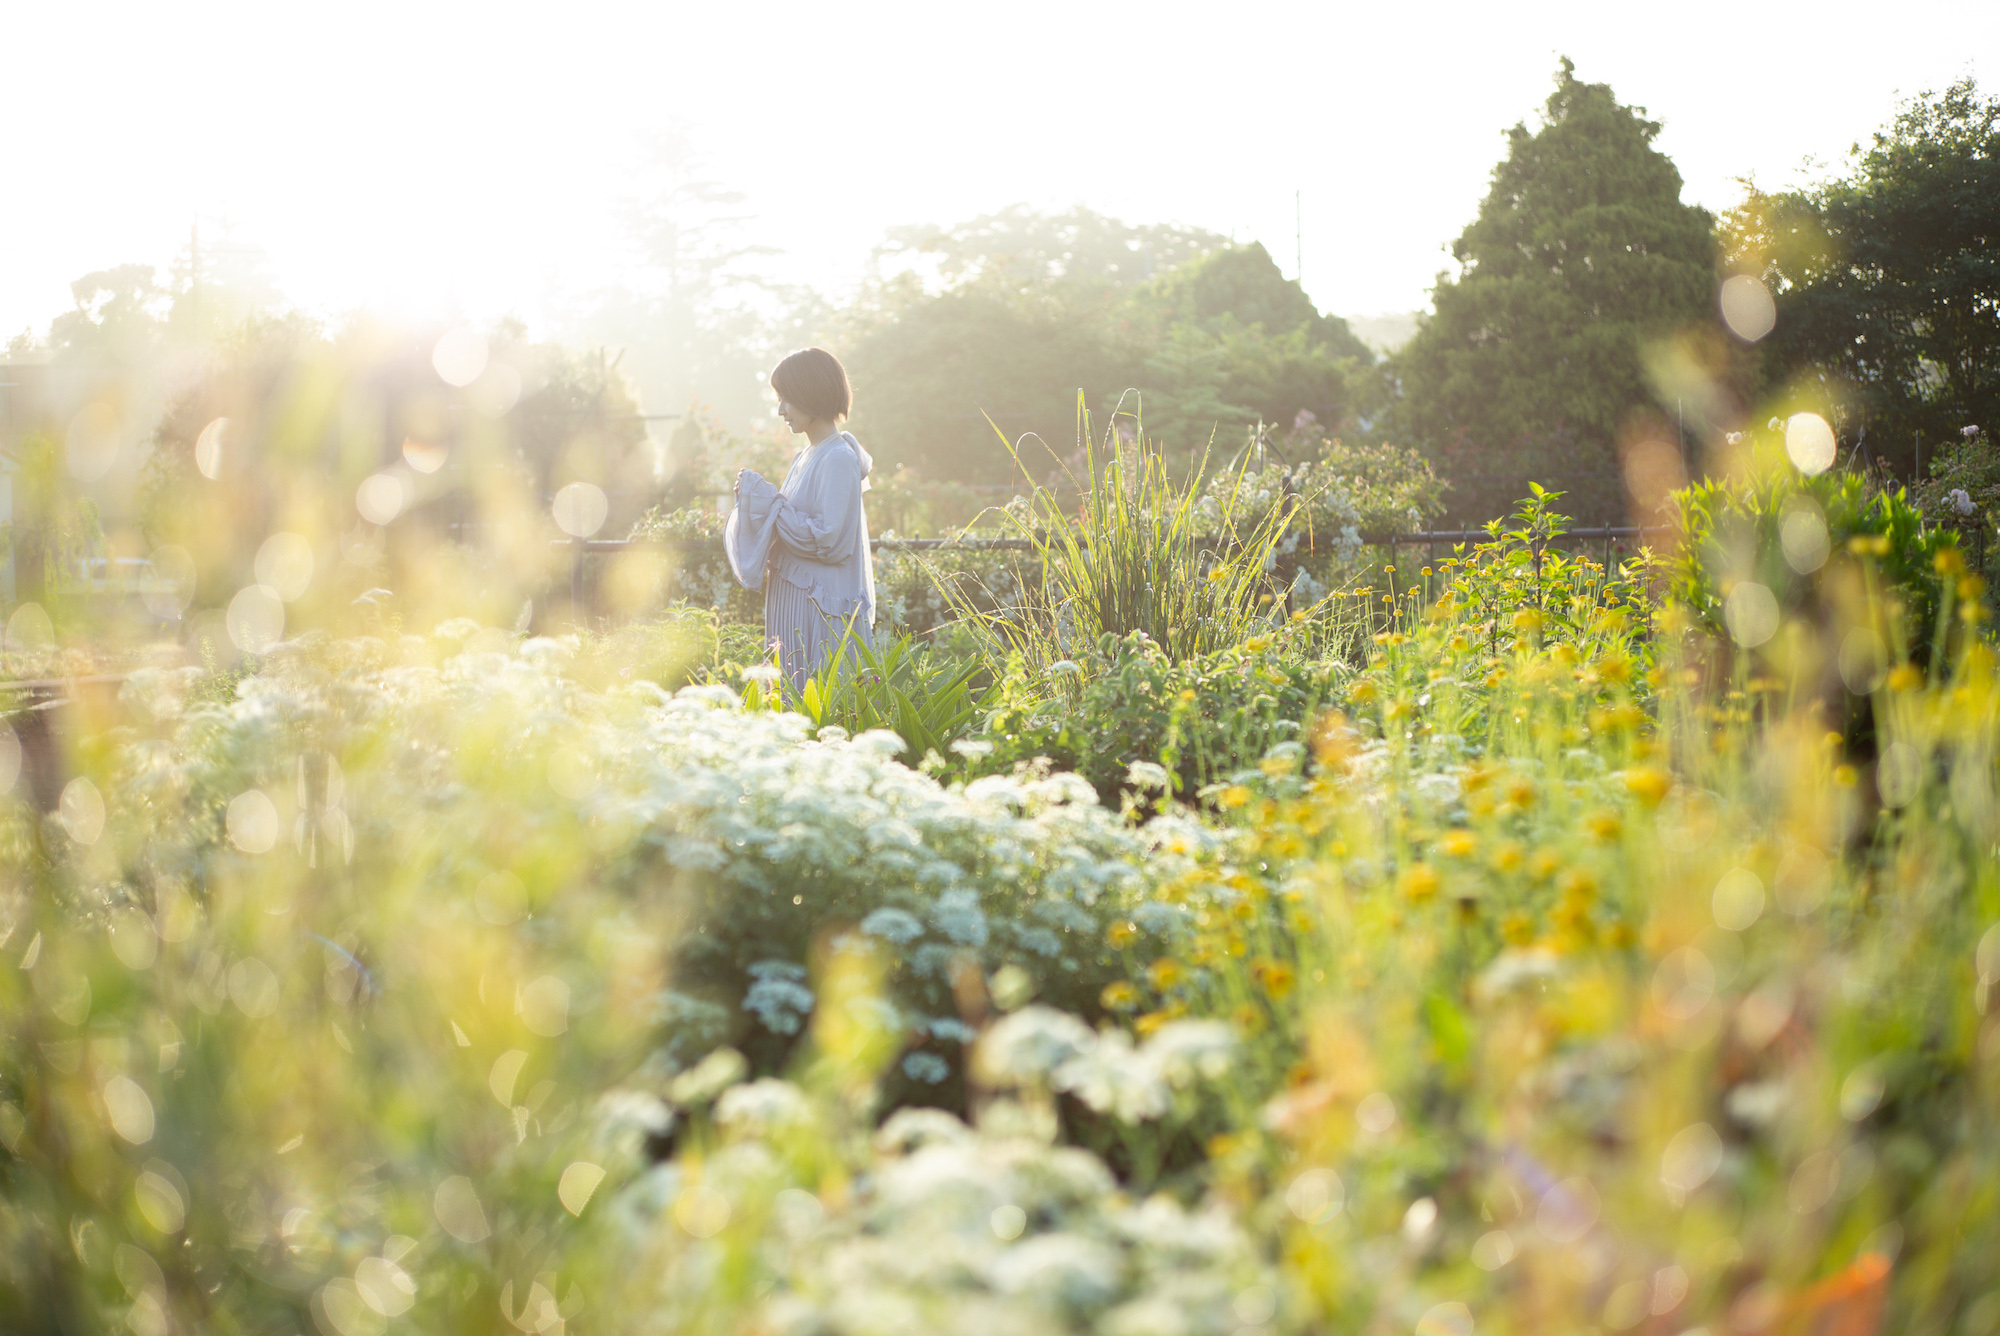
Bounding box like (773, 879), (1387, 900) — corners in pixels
(6, 0), (1994, 344)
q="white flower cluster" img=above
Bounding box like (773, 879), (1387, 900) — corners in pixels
(974, 1006), (1236, 1124)
(613, 1085), (1279, 1336)
(117, 634), (1219, 1085)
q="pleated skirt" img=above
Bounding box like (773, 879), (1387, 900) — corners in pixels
(765, 578), (869, 695)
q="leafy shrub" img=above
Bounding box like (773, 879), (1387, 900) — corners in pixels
(738, 632), (997, 764)
(1913, 424), (1999, 581)
(954, 626), (1339, 805)
(1662, 460), (1965, 665)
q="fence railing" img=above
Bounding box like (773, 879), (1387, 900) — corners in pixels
(558, 525), (1680, 611)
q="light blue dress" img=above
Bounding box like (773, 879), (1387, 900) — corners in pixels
(726, 430), (875, 692)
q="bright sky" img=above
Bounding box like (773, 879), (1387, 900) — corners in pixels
(6, 0), (1994, 342)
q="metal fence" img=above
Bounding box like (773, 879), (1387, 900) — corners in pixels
(556, 525), (1680, 611)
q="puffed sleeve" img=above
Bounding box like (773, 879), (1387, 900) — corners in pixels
(772, 445), (862, 562)
(725, 470), (781, 590)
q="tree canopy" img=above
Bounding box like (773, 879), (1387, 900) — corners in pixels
(1726, 78), (1999, 476)
(1389, 59), (1717, 521)
(840, 212), (1372, 484)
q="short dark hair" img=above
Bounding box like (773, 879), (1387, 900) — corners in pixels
(769, 347), (853, 421)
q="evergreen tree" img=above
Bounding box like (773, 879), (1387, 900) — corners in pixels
(1391, 60), (1717, 522)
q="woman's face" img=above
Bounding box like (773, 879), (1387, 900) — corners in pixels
(777, 397), (811, 436)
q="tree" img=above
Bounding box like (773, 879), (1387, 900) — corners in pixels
(577, 132), (779, 433)
(1390, 60), (1717, 522)
(842, 214), (1370, 482)
(840, 275), (1137, 484)
(1726, 79), (1999, 477)
(876, 205), (1227, 297)
(1131, 243), (1371, 449)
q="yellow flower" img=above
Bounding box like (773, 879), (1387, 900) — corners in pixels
(1348, 679), (1379, 704)
(1106, 920), (1138, 949)
(1100, 980), (1139, 1012)
(1501, 912), (1535, 945)
(1935, 547), (1966, 576)
(1623, 766), (1672, 806)
(1441, 829), (1478, 858)
(1491, 840), (1525, 873)
(1148, 957), (1186, 991)
(1834, 764), (1859, 787)
(1887, 664), (1923, 693)
(1556, 867), (1598, 903)
(1398, 862), (1441, 901)
(1529, 848), (1563, 881)
(1252, 959), (1296, 999)
(1512, 608), (1546, 635)
(1583, 809), (1623, 843)
(1218, 785), (1252, 810)
(1506, 777), (1538, 809)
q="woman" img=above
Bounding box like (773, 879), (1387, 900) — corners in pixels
(725, 347), (875, 693)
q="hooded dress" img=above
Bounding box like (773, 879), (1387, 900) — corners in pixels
(725, 430), (875, 692)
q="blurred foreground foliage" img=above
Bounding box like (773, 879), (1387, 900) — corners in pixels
(4, 455), (2000, 1336)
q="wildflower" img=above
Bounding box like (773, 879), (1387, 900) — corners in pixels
(1624, 767), (1672, 805)
(1491, 840), (1525, 873)
(1145, 1019), (1235, 1087)
(1935, 549), (1966, 576)
(860, 908), (925, 945)
(1252, 959), (1297, 999)
(1583, 809), (1623, 843)
(1398, 863), (1441, 902)
(1100, 981), (1139, 1012)
(1557, 867), (1598, 903)
(1834, 764), (1859, 787)
(1887, 665), (1923, 693)
(1506, 776), (1538, 809)
(715, 1078), (810, 1138)
(1529, 849), (1563, 881)
(1441, 829), (1479, 858)
(975, 1006), (1096, 1086)
(1501, 912), (1536, 945)
(1147, 958), (1187, 991)
(1951, 488), (1977, 516)
(1218, 785), (1252, 810)
(1965, 425), (1982, 438)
